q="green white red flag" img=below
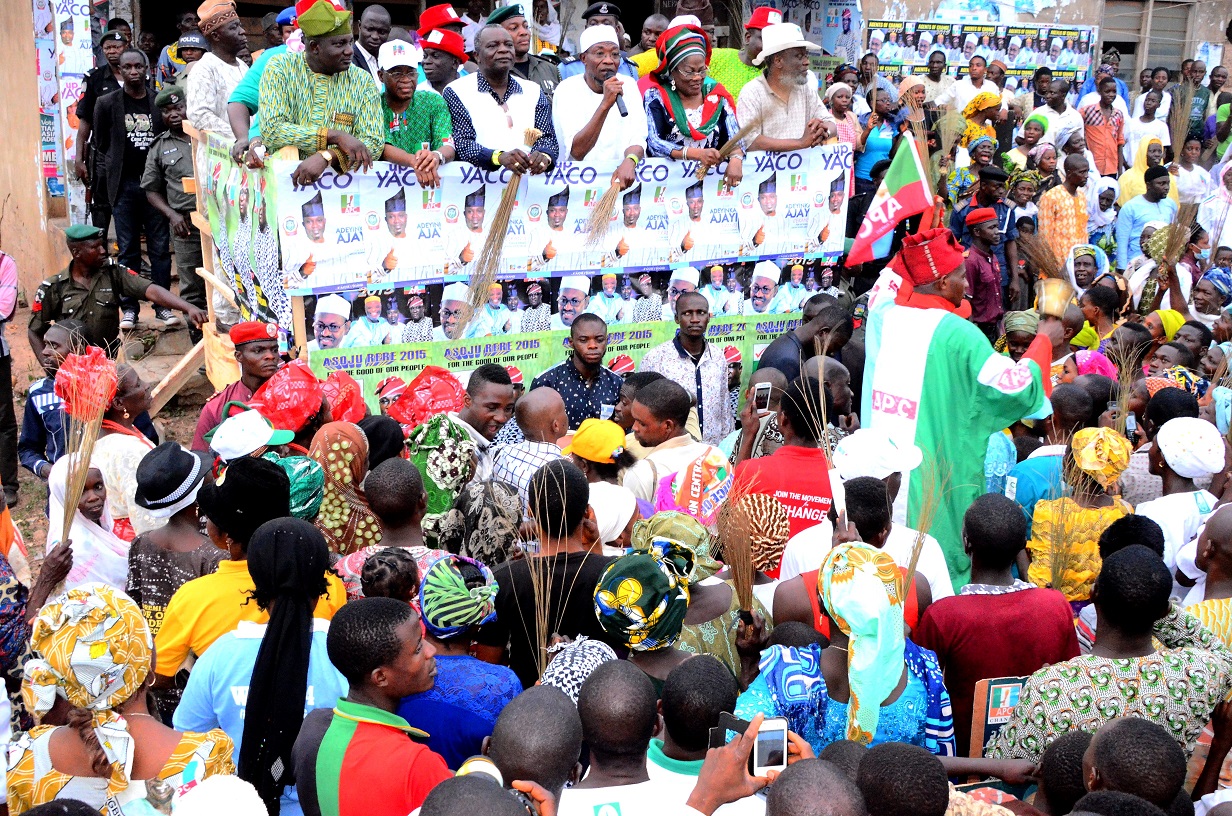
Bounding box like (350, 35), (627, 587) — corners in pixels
(845, 134), (933, 267)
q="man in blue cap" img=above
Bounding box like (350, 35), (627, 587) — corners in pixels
(29, 225), (206, 359)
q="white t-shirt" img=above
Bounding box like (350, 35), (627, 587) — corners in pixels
(559, 781), (669, 816)
(776, 523), (954, 599)
(1123, 115), (1171, 167)
(1136, 489), (1218, 585)
(645, 747), (766, 816)
(1132, 90), (1172, 120)
(552, 73), (647, 168)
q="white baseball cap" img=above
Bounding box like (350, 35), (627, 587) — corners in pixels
(315, 294), (352, 320)
(210, 409), (295, 463)
(378, 39), (420, 70)
(832, 429), (924, 481)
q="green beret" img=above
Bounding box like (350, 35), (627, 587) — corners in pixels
(155, 87), (185, 108)
(488, 4), (526, 26)
(65, 224), (104, 241)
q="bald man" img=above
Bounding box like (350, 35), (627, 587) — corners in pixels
(492, 386), (569, 511)
(1189, 504), (1232, 612)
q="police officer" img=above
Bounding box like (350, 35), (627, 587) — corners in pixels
(28, 225), (207, 360)
(488, 3), (560, 98)
(142, 87), (206, 322)
(559, 2), (638, 80)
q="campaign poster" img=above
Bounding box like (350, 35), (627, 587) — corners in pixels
(665, 164), (744, 266)
(739, 145), (851, 262)
(820, 0), (861, 65)
(51, 0), (94, 221)
(521, 163), (608, 275)
(439, 163), (532, 281)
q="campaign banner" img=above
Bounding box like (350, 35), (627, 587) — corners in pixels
(201, 132), (288, 327)
(311, 312), (808, 412)
(48, 0), (94, 218)
(866, 20), (1097, 89)
(265, 145), (853, 296)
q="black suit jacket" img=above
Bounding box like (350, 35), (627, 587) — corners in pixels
(92, 86), (165, 208)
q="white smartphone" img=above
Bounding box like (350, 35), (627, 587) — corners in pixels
(751, 717), (789, 776)
(753, 382), (773, 414)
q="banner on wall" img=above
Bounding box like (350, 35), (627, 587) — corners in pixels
(865, 20), (1097, 90)
(264, 145), (853, 296)
(46, 0), (94, 216)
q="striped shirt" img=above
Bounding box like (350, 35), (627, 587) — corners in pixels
(259, 52), (383, 170)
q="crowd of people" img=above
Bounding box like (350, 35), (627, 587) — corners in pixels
(14, 0), (1232, 815)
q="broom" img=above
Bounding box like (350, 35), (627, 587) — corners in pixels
(52, 348), (119, 552)
(694, 119), (762, 180)
(1016, 231), (1067, 281)
(901, 452), (949, 595)
(584, 182), (624, 249)
(471, 127), (543, 313)
(1106, 340), (1148, 438)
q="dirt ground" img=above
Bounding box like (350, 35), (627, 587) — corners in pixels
(8, 302), (203, 567)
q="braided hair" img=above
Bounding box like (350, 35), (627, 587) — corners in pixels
(360, 547), (420, 601)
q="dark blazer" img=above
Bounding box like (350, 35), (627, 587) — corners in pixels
(92, 85), (165, 208)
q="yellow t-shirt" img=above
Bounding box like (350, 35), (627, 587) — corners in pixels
(154, 559), (347, 676)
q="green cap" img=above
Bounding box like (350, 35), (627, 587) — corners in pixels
(155, 87), (185, 108)
(65, 224), (104, 241)
(488, 4), (526, 26)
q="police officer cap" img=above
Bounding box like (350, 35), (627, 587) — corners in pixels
(582, 2), (622, 19)
(65, 224), (105, 242)
(155, 87), (185, 107)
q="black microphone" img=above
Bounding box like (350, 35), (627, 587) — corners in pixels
(606, 70), (628, 117)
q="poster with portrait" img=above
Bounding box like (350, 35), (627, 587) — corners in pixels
(739, 144), (852, 262)
(48, 0), (94, 216)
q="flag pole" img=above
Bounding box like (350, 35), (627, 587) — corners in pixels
(909, 134), (937, 234)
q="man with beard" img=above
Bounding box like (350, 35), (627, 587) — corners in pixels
(400, 296), (435, 342)
(489, 3), (560, 96)
(661, 268), (700, 320)
(532, 313), (623, 428)
(742, 261), (782, 315)
(192, 321), (282, 450)
(418, 28), (467, 93)
(519, 282), (553, 332)
(738, 23), (835, 152)
(451, 185), (487, 275)
(260, 0), (382, 184)
(552, 275), (591, 330)
(346, 294), (397, 345)
(670, 181), (706, 262)
(699, 265), (737, 316)
(142, 88), (205, 316)
(187, 0), (249, 136)
(586, 273), (628, 324)
(308, 294), (355, 352)
(349, 4), (392, 86)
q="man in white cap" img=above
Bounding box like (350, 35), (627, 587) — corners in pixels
(737, 22), (835, 154)
(660, 267), (701, 320)
(209, 409), (296, 464)
(436, 281), (476, 340)
(552, 275), (591, 330)
(309, 294), (357, 351)
(868, 29), (885, 60)
(742, 261), (782, 314)
(552, 24), (646, 181)
(640, 290), (732, 445)
(961, 32), (978, 61)
(777, 428), (955, 600)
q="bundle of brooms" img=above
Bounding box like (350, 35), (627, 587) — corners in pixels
(901, 452), (950, 595)
(471, 127), (544, 316)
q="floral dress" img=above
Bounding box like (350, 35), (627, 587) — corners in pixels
(1026, 497), (1132, 603)
(677, 577), (772, 677)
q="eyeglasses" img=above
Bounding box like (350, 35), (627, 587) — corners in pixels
(314, 321), (346, 333)
(675, 66), (708, 79)
(384, 67), (416, 78)
(559, 296), (585, 308)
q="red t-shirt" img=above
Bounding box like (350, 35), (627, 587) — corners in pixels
(191, 379), (254, 451)
(912, 587), (1079, 756)
(732, 446), (835, 539)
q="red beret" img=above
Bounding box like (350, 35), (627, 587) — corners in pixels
(888, 228), (967, 287)
(723, 345), (742, 364)
(608, 354), (635, 375)
(229, 321), (278, 346)
(964, 207), (998, 227)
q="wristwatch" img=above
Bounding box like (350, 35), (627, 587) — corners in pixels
(318, 149), (333, 164)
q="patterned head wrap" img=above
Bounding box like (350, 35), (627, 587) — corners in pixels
(407, 414), (478, 545)
(966, 133), (998, 154)
(1027, 142), (1056, 166)
(1003, 310), (1039, 335)
(262, 452), (325, 520)
(1155, 417), (1225, 478)
(308, 422), (382, 555)
(656, 25), (710, 79)
(1075, 349), (1118, 379)
(819, 544), (906, 745)
(1201, 268), (1232, 307)
(594, 542), (693, 652)
(631, 511), (722, 583)
(23, 583), (153, 796)
(418, 554), (499, 638)
(1145, 377), (1184, 398)
(1160, 366), (1201, 395)
(1070, 427), (1132, 489)
(437, 480), (522, 568)
(540, 636), (618, 704)
(729, 493), (791, 572)
(963, 91), (1003, 120)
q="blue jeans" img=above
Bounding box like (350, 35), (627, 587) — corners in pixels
(113, 175), (171, 309)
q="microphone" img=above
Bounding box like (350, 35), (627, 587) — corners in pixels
(606, 70), (628, 117)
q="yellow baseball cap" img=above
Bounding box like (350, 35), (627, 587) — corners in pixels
(559, 418), (626, 464)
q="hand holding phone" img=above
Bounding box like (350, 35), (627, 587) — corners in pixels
(752, 717), (790, 776)
(753, 381), (772, 414)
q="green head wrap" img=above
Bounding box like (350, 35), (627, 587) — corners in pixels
(406, 415), (478, 546)
(1003, 310), (1039, 335)
(594, 547), (692, 652)
(261, 453), (324, 520)
(298, 0), (352, 38)
(418, 554), (499, 638)
(631, 511), (720, 583)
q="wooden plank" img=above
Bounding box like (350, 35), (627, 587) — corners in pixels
(198, 268), (241, 311)
(292, 295), (308, 356)
(149, 340), (206, 417)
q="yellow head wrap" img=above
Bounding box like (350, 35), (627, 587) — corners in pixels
(1070, 427), (1132, 489)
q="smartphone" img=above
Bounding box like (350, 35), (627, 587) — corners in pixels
(1126, 411), (1137, 438)
(751, 717), (789, 776)
(1106, 400), (1118, 421)
(753, 382), (773, 413)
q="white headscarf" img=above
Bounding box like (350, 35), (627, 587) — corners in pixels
(589, 481), (638, 545)
(1088, 178), (1120, 232)
(48, 454), (130, 591)
(1156, 417), (1226, 478)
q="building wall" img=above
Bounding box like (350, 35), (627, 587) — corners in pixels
(1, 0), (69, 301)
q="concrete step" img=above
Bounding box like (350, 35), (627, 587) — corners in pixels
(130, 352), (213, 408)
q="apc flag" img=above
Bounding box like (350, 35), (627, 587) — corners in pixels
(845, 135), (932, 267)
